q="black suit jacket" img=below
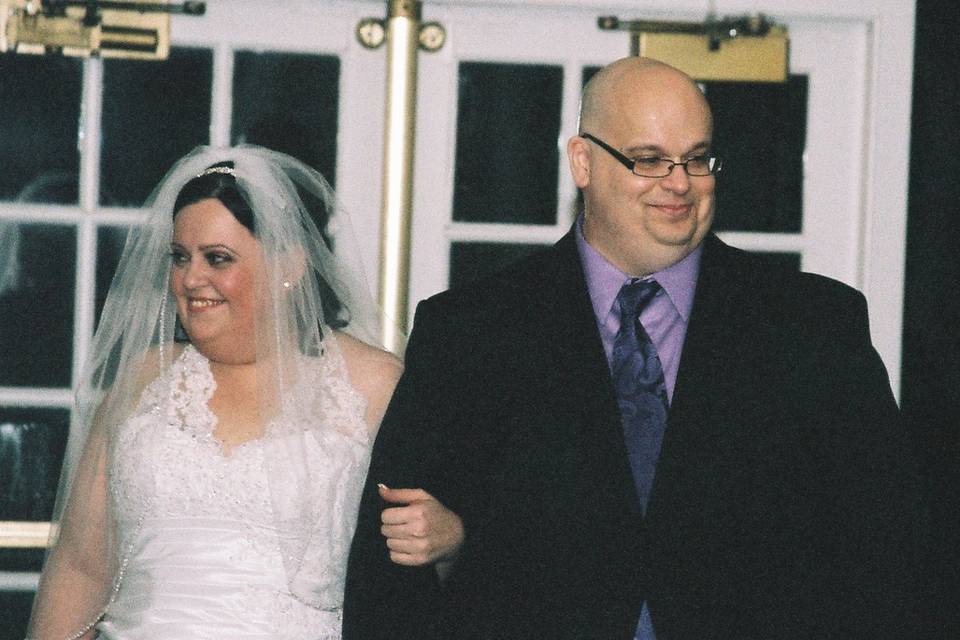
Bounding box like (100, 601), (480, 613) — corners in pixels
(344, 232), (923, 639)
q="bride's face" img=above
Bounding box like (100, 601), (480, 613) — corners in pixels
(170, 197), (263, 363)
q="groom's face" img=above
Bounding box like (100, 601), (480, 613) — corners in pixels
(570, 63), (716, 277)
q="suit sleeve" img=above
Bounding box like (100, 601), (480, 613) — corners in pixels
(812, 287), (926, 636)
(342, 298), (452, 640)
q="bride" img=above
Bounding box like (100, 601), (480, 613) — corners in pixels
(27, 146), (463, 639)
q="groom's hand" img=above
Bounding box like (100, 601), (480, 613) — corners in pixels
(378, 485), (465, 566)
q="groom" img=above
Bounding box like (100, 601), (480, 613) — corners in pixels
(344, 57), (923, 639)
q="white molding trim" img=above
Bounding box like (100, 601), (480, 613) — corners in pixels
(446, 222), (566, 244)
(0, 388), (73, 408)
(0, 522), (51, 549)
(857, 4), (915, 398)
(0, 572), (40, 591)
(715, 232), (805, 253)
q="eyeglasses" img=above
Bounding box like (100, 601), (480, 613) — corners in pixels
(580, 132), (723, 178)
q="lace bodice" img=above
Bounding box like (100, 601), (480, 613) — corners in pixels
(100, 339), (371, 639)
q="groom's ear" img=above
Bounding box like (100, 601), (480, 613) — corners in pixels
(567, 135), (592, 189)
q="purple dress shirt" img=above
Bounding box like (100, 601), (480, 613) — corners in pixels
(574, 218), (701, 403)
(574, 217), (702, 640)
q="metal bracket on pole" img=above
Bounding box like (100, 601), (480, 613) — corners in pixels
(356, 10), (445, 52)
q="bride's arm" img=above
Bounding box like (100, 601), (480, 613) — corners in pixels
(28, 349), (168, 640)
(27, 422), (111, 640)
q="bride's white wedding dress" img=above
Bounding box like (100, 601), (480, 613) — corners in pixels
(97, 341), (370, 639)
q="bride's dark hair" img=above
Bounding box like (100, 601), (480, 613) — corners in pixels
(171, 160), (348, 331)
(173, 161), (255, 231)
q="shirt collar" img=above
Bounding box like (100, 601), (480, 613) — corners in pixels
(575, 214), (701, 322)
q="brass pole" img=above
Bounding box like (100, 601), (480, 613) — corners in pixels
(378, 0), (420, 352)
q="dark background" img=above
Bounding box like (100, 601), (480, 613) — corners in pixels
(901, 0), (960, 636)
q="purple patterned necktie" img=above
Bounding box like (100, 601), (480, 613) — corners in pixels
(612, 278), (668, 513)
(612, 279), (668, 640)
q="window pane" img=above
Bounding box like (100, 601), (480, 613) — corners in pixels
(704, 76), (808, 233)
(95, 225), (132, 329)
(0, 547), (45, 572)
(0, 224), (75, 387)
(0, 591), (34, 640)
(449, 242), (544, 288)
(101, 48), (213, 206)
(0, 55), (81, 203)
(453, 63), (562, 225)
(0, 407), (69, 521)
(582, 65), (601, 86)
(232, 51), (340, 185)
(0, 408), (64, 630)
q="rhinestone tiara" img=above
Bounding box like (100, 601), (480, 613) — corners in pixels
(198, 165), (235, 178)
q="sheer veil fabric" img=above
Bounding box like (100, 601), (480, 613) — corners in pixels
(27, 145), (395, 639)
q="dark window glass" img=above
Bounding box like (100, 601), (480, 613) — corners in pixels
(0, 55), (81, 203)
(0, 407), (70, 521)
(582, 65), (601, 87)
(95, 225), (132, 329)
(232, 51), (340, 185)
(0, 590), (35, 640)
(101, 48), (212, 206)
(453, 63), (562, 225)
(449, 242), (544, 288)
(0, 547), (45, 572)
(0, 224), (75, 387)
(703, 76), (808, 233)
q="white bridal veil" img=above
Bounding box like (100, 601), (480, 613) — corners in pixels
(28, 145), (392, 638)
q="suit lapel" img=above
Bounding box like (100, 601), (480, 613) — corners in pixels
(524, 231), (619, 420)
(647, 235), (761, 522)
(511, 231), (764, 526)
(524, 231), (647, 519)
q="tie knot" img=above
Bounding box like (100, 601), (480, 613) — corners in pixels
(616, 279), (661, 319)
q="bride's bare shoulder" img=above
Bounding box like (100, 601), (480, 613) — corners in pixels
(332, 331), (402, 386)
(331, 331), (402, 432)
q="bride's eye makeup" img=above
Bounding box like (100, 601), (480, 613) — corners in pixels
(169, 249), (188, 266)
(168, 247), (234, 268)
(204, 251), (233, 267)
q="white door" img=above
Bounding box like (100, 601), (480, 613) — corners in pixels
(408, 0), (913, 397)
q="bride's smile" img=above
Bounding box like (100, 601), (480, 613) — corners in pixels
(170, 196), (262, 363)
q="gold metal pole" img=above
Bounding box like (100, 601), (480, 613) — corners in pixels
(378, 0), (420, 353)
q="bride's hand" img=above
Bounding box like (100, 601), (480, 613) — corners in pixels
(378, 484), (464, 566)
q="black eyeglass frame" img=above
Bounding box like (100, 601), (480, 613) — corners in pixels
(580, 132), (723, 178)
